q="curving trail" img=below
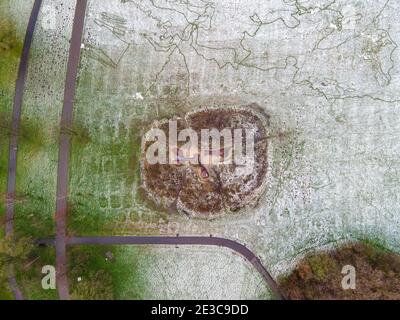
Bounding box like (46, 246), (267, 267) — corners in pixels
(5, 0), (43, 300)
(38, 236), (285, 300)
(55, 0), (88, 300)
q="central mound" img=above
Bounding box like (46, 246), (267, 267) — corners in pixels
(140, 105), (269, 218)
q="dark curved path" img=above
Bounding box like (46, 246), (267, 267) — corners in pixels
(38, 236), (285, 300)
(55, 0), (88, 300)
(5, 0), (43, 300)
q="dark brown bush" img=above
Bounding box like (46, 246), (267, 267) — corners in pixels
(279, 242), (400, 300)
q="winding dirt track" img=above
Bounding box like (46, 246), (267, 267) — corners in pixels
(5, 0), (43, 300)
(55, 0), (88, 300)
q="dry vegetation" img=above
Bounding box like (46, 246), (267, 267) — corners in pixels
(279, 242), (400, 300)
(141, 105), (269, 217)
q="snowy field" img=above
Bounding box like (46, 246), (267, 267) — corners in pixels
(4, 0), (400, 298)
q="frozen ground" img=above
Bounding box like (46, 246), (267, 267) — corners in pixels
(117, 246), (271, 300)
(3, 0), (400, 299)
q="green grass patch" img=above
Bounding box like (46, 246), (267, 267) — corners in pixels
(15, 246), (58, 300)
(67, 57), (193, 236)
(0, 15), (22, 92)
(68, 245), (149, 300)
(13, 115), (57, 238)
(68, 104), (164, 235)
(0, 7), (23, 222)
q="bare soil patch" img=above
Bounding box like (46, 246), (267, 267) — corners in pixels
(140, 105), (269, 218)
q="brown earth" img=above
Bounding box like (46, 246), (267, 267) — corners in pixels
(279, 242), (400, 300)
(140, 105), (269, 218)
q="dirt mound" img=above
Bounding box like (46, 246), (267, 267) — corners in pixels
(140, 105), (269, 218)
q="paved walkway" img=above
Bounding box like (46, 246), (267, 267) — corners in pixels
(5, 0), (43, 300)
(55, 0), (88, 300)
(38, 236), (285, 300)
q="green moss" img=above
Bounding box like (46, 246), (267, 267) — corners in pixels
(0, 17), (22, 92)
(0, 285), (13, 299)
(67, 110), (165, 235)
(0, 113), (47, 151)
(14, 204), (54, 238)
(68, 121), (93, 147)
(357, 236), (391, 253)
(0, 11), (23, 227)
(67, 197), (111, 236)
(307, 253), (338, 281)
(0, 14), (47, 240)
